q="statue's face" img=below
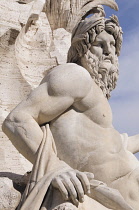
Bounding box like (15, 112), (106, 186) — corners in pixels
(80, 29), (118, 98)
(90, 30), (116, 69)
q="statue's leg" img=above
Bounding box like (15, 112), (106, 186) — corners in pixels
(110, 166), (139, 210)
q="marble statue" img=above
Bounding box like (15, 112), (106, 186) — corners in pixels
(2, 1), (139, 210)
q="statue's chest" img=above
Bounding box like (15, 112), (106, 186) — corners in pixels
(50, 109), (122, 170)
(73, 82), (112, 127)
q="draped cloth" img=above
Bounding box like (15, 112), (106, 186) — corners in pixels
(17, 124), (70, 210)
(17, 125), (133, 210)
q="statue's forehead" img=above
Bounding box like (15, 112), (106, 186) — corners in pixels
(94, 30), (115, 42)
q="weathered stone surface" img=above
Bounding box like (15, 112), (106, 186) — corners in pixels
(15, 16), (71, 88)
(0, 177), (21, 210)
(0, 1), (71, 208)
(1, 1), (139, 210)
(0, 0), (32, 177)
(0, 0), (71, 177)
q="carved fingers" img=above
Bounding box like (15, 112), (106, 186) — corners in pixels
(51, 170), (94, 206)
(76, 171), (94, 194)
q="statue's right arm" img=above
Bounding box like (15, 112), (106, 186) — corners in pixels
(2, 64), (92, 164)
(2, 64), (92, 204)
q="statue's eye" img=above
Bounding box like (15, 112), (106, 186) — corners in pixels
(107, 30), (112, 35)
(111, 41), (115, 46)
(93, 42), (103, 48)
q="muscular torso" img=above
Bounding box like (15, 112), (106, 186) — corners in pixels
(35, 63), (139, 186)
(49, 78), (138, 185)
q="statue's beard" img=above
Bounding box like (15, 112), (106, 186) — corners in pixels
(81, 50), (119, 99)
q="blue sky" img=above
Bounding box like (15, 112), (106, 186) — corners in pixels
(104, 1), (139, 158)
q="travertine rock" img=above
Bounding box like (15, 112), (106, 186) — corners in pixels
(0, 1), (71, 208)
(0, 177), (21, 210)
(0, 0), (71, 177)
(0, 0), (33, 177)
(15, 17), (71, 88)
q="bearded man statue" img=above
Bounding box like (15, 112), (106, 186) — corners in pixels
(68, 13), (123, 99)
(3, 5), (139, 210)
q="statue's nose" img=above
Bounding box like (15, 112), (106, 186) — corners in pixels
(103, 43), (111, 55)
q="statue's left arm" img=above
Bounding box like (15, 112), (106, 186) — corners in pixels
(127, 134), (139, 154)
(121, 133), (139, 154)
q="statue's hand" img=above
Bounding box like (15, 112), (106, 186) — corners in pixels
(51, 169), (94, 206)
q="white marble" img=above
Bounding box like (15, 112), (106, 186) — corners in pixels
(1, 1), (139, 210)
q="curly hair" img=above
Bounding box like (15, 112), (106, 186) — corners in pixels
(67, 15), (123, 64)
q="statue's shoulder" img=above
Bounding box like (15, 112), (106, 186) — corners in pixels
(43, 63), (92, 99)
(48, 63), (91, 81)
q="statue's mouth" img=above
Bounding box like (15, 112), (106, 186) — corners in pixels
(103, 55), (113, 63)
(104, 58), (111, 63)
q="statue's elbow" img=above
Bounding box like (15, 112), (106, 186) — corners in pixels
(2, 111), (19, 136)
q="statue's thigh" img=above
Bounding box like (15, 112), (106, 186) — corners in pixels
(110, 166), (139, 209)
(127, 167), (139, 196)
(125, 167), (139, 209)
